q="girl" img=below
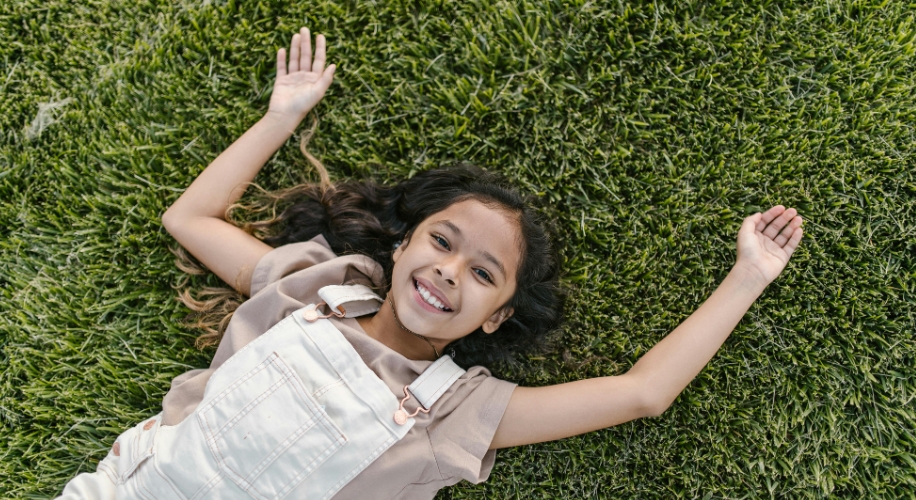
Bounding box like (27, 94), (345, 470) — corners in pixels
(59, 28), (803, 499)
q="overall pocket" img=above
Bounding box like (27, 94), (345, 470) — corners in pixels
(198, 351), (347, 500)
(114, 415), (161, 484)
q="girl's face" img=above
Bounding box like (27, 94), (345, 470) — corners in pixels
(390, 198), (520, 343)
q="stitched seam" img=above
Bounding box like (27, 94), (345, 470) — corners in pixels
(97, 460), (118, 485)
(410, 358), (446, 388)
(200, 406), (233, 490)
(214, 376), (285, 437)
(412, 358), (462, 391)
(201, 358), (273, 422)
(151, 453), (189, 500)
(426, 428), (447, 480)
(423, 372), (464, 406)
(272, 351), (347, 444)
(119, 425), (153, 483)
(412, 362), (464, 407)
(207, 314), (296, 381)
(201, 353), (286, 439)
(201, 349), (346, 498)
(244, 417), (319, 485)
(206, 381), (280, 493)
(136, 466), (156, 500)
(189, 473), (223, 500)
(338, 305), (379, 317)
(200, 342), (290, 494)
(137, 421), (158, 457)
(266, 351), (351, 499)
(300, 318), (391, 421)
(326, 292), (375, 302)
(324, 293), (380, 307)
(273, 433), (342, 499)
(313, 378), (345, 398)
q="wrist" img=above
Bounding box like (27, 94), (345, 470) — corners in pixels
(727, 263), (770, 296)
(262, 110), (304, 135)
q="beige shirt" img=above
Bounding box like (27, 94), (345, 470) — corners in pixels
(160, 236), (517, 499)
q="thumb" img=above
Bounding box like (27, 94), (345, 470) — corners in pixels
(739, 212), (761, 236)
(317, 64), (336, 91)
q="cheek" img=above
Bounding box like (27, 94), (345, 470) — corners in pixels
(468, 287), (506, 317)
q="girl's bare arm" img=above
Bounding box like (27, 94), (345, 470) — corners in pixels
(491, 206), (803, 449)
(162, 115), (296, 294)
(162, 28), (335, 295)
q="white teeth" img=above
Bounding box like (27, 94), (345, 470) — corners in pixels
(416, 281), (448, 311)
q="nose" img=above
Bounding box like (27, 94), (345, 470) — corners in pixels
(434, 261), (457, 286)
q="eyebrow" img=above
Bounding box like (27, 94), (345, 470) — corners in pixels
(438, 220), (507, 279)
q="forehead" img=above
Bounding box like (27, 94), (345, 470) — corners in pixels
(422, 199), (521, 278)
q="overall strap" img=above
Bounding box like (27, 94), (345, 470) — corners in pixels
(409, 356), (466, 410)
(318, 284), (383, 318)
(393, 356), (466, 425)
(313, 284), (467, 425)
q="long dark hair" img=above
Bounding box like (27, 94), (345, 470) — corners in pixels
(248, 164), (564, 368)
(176, 130), (563, 368)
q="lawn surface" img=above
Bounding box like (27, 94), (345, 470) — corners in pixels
(2, 0), (915, 498)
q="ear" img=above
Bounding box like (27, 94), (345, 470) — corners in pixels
(392, 232), (412, 263)
(392, 233), (410, 262)
(482, 307), (514, 334)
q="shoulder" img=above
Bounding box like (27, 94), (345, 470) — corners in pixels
(249, 235), (385, 297)
(436, 366), (516, 418)
(424, 366), (516, 483)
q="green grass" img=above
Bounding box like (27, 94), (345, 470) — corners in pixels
(2, 0), (915, 497)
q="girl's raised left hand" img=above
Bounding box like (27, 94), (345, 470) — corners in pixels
(735, 205), (804, 285)
(267, 27), (336, 123)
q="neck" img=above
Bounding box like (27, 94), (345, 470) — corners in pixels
(356, 297), (445, 362)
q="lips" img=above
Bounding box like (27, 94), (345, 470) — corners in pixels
(413, 277), (454, 312)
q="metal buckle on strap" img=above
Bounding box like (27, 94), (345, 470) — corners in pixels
(302, 301), (346, 322)
(393, 386), (430, 426)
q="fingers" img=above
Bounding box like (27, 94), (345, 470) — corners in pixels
(289, 33), (301, 73)
(773, 215), (803, 247)
(746, 205), (805, 250)
(313, 34), (327, 73)
(301, 27), (312, 72)
(282, 28), (326, 75)
(783, 227), (803, 258)
(756, 205), (784, 233)
(318, 64), (337, 89)
(276, 48), (286, 77)
(762, 207), (798, 239)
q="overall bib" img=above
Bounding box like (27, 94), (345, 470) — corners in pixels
(58, 285), (465, 500)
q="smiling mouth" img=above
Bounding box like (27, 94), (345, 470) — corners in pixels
(414, 279), (453, 312)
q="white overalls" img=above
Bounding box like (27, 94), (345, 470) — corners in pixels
(58, 285), (466, 500)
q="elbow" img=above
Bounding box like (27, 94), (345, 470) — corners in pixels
(161, 209), (177, 234)
(161, 207), (185, 235)
(642, 397), (672, 418)
(631, 376), (674, 418)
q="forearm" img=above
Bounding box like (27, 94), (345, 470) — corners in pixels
(157, 29), (335, 295)
(628, 265), (769, 413)
(164, 112), (300, 221)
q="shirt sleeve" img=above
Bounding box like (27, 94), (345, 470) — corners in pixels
(249, 235), (336, 297)
(426, 369), (517, 483)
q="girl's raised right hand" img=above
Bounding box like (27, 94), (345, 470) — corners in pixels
(267, 27), (337, 123)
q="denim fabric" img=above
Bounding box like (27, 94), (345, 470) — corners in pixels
(60, 306), (416, 500)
